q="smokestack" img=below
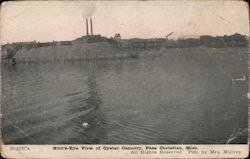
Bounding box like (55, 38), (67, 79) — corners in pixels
(90, 18), (93, 35)
(86, 18), (89, 36)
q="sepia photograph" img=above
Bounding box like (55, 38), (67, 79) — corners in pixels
(0, 0), (249, 156)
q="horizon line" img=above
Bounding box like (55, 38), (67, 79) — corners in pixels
(1, 33), (249, 45)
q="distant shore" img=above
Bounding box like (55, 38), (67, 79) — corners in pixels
(1, 33), (248, 64)
(1, 46), (248, 65)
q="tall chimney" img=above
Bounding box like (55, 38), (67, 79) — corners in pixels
(90, 18), (93, 35)
(86, 18), (89, 36)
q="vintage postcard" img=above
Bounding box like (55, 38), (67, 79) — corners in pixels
(0, 0), (249, 158)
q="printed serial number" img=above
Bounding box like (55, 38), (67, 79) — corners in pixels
(10, 146), (30, 151)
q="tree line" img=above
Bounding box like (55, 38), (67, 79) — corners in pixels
(166, 33), (248, 48)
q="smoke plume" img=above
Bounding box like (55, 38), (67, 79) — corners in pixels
(80, 3), (96, 18)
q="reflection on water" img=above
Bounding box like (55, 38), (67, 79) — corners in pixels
(1, 53), (249, 144)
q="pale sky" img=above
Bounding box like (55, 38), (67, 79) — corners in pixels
(1, 1), (249, 44)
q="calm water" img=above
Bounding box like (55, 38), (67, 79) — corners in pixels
(1, 52), (249, 144)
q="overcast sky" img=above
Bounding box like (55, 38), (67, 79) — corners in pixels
(1, 1), (249, 44)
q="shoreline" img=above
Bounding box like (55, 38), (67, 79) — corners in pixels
(1, 46), (249, 65)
